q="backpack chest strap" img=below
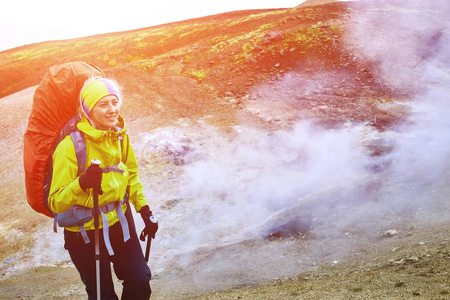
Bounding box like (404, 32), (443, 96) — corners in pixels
(101, 164), (124, 174)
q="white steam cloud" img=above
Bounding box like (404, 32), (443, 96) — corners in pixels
(177, 123), (371, 239)
(144, 0), (450, 268)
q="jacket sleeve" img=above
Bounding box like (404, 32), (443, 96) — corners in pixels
(48, 136), (88, 213)
(122, 134), (148, 212)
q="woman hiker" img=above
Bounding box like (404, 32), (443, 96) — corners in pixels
(48, 77), (158, 299)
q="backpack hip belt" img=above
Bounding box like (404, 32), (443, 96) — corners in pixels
(97, 196), (130, 256)
(58, 194), (130, 256)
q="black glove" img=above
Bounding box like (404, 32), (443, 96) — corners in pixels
(139, 205), (158, 239)
(79, 165), (103, 191)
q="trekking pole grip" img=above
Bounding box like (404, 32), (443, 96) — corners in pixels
(91, 159), (101, 167)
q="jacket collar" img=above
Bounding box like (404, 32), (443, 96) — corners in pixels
(77, 115), (127, 142)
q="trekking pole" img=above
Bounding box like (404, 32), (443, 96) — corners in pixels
(145, 235), (152, 263)
(91, 159), (102, 300)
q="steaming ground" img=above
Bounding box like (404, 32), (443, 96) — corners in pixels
(133, 96), (450, 295)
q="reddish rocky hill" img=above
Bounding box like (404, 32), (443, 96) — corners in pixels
(1, 1), (449, 298)
(1, 1), (409, 132)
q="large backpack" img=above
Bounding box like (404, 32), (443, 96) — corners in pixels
(23, 62), (105, 218)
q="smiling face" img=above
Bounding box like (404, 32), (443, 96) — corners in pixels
(89, 95), (121, 131)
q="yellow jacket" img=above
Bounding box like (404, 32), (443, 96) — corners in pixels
(48, 116), (147, 231)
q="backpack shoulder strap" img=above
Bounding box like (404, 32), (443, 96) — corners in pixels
(113, 126), (126, 163)
(70, 128), (87, 176)
(120, 134), (125, 162)
(69, 125), (126, 177)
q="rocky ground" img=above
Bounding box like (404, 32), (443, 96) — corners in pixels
(0, 222), (449, 299)
(0, 1), (449, 299)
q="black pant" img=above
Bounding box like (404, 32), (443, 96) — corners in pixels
(64, 208), (151, 300)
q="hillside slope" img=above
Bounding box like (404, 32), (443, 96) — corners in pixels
(1, 1), (449, 299)
(1, 1), (406, 131)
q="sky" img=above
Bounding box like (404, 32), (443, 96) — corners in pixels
(1, 0), (307, 52)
